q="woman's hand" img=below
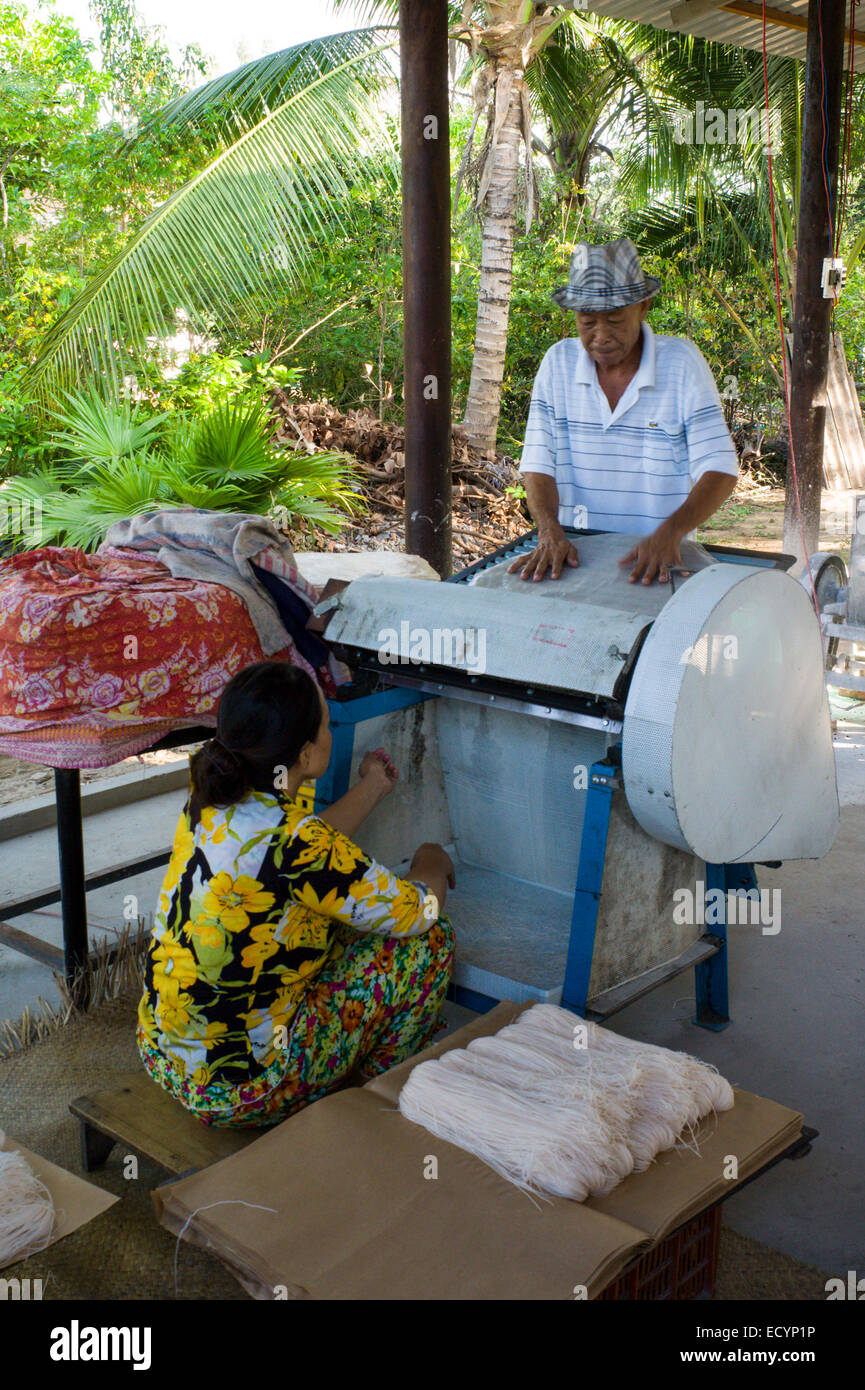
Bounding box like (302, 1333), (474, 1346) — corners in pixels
(410, 842), (456, 916)
(359, 747), (398, 798)
(319, 749), (398, 835)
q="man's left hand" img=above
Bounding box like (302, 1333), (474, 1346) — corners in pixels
(619, 521), (689, 586)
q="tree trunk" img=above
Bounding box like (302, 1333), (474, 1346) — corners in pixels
(461, 73), (524, 456)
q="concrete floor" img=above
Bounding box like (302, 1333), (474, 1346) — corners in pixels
(603, 811), (865, 1276)
(0, 789), (176, 1021)
(606, 724), (865, 1276)
(1, 727), (863, 1278)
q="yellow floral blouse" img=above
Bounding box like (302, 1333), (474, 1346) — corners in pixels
(137, 790), (436, 1091)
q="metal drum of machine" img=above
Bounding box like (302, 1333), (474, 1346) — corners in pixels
(311, 530), (840, 1029)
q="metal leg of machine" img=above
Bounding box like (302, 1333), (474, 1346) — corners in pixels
(54, 768), (90, 1009)
(561, 759), (616, 1017)
(693, 862), (747, 1033)
(560, 758), (738, 1030)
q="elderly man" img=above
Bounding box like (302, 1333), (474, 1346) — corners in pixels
(509, 238), (738, 585)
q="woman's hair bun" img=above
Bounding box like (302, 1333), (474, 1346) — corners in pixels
(189, 662), (322, 812)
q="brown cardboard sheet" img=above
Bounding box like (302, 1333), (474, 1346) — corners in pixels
(587, 1089), (803, 1241)
(0, 1133), (118, 1271)
(153, 1004), (805, 1300)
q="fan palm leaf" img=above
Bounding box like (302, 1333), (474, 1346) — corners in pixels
(50, 388), (169, 464)
(177, 397), (284, 481)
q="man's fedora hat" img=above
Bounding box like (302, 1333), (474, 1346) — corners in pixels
(552, 236), (661, 312)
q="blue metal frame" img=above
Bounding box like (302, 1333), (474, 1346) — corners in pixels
(315, 684), (745, 1030)
(692, 863), (753, 1033)
(312, 685), (432, 810)
(447, 983), (500, 1014)
(560, 754), (741, 1029)
(561, 757), (617, 1016)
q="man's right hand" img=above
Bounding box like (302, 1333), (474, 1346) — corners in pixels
(507, 527), (580, 582)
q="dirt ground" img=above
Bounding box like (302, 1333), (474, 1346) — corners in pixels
(698, 482), (855, 560)
(699, 486), (788, 550)
(0, 746), (193, 810)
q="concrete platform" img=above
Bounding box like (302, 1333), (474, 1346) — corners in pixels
(0, 788), (177, 1020)
(602, 804), (865, 1276)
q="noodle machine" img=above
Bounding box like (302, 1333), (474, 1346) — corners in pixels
(311, 529), (839, 1029)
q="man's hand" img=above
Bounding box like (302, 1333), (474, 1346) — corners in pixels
(358, 747), (397, 797)
(507, 526), (580, 582)
(619, 520), (688, 586)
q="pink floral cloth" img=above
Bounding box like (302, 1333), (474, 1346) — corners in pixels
(0, 545), (326, 769)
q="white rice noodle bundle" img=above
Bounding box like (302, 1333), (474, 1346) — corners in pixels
(0, 1131), (56, 1266)
(398, 1006), (735, 1202)
(399, 1052), (633, 1201)
(512, 1005), (735, 1168)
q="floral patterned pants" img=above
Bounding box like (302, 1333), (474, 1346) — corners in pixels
(137, 916), (455, 1128)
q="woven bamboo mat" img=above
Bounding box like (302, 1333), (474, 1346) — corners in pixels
(0, 992), (830, 1300)
(0, 994), (247, 1300)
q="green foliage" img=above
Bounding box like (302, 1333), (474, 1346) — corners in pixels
(0, 0), (213, 415)
(0, 364), (51, 476)
(90, 0), (208, 126)
(147, 350), (305, 416)
(26, 33), (398, 404)
(51, 388), (169, 464)
(0, 389), (364, 550)
(4, 0), (865, 478)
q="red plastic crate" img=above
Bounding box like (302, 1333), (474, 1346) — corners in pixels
(598, 1203), (722, 1300)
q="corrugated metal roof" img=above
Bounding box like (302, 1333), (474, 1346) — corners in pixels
(587, 0), (865, 73)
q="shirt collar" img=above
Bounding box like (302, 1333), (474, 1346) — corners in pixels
(575, 321), (656, 389)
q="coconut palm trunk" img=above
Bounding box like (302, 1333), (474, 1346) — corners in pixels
(461, 70), (525, 455)
(454, 1), (568, 455)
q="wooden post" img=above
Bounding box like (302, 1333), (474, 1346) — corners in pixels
(399, 0), (452, 577)
(785, 0), (848, 564)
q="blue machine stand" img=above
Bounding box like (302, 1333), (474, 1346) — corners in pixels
(313, 687), (433, 811)
(562, 748), (744, 1031)
(320, 696), (745, 1030)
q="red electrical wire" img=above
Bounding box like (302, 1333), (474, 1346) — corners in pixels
(761, 0), (817, 605)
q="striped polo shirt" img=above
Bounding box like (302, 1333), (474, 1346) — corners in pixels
(519, 323), (738, 535)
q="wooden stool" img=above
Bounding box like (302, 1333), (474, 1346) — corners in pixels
(69, 1072), (258, 1176)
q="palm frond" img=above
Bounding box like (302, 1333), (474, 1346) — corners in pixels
(272, 461), (366, 534)
(178, 397), (284, 481)
(133, 30), (395, 147)
(28, 42), (398, 407)
(50, 389), (169, 464)
(330, 0), (471, 24)
(152, 464), (251, 510)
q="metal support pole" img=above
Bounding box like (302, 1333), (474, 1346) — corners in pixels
(54, 768), (90, 1008)
(693, 862), (735, 1032)
(399, 0), (452, 577)
(561, 760), (617, 1017)
(785, 0), (848, 564)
